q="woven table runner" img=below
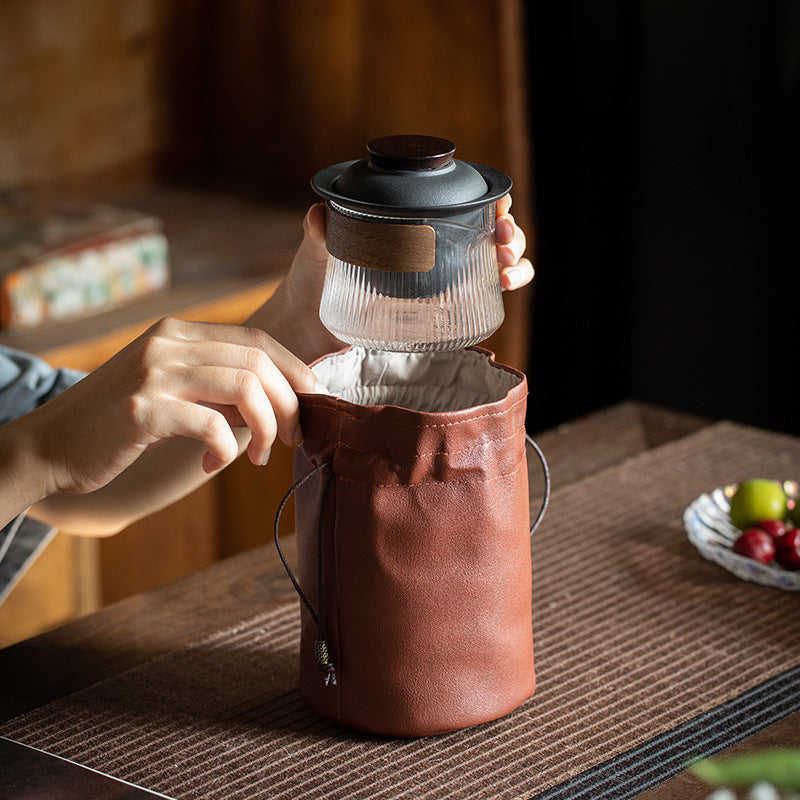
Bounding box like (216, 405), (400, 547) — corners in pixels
(3, 421), (800, 799)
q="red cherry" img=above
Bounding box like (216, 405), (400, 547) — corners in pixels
(732, 528), (776, 564)
(756, 519), (790, 540)
(775, 529), (800, 570)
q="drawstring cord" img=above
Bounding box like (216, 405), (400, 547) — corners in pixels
(274, 433), (549, 688)
(274, 458), (337, 686)
(526, 432), (550, 536)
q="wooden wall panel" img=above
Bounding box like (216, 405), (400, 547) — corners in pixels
(0, 534), (82, 648)
(0, 0), (168, 198)
(0, 0), (532, 243)
(98, 481), (219, 605)
(217, 440), (296, 559)
(203, 0), (530, 206)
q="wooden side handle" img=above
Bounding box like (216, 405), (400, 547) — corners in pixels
(326, 204), (436, 273)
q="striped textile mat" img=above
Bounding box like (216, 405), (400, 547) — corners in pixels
(3, 421), (800, 800)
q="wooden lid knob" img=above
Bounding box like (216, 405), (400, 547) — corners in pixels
(367, 135), (456, 171)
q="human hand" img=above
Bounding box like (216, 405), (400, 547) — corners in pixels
(282, 203), (343, 357)
(495, 194), (534, 291)
(253, 195), (534, 362)
(246, 203), (342, 364)
(29, 318), (324, 497)
(302, 195), (534, 296)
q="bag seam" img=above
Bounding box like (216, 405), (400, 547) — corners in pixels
(300, 394), (527, 428)
(306, 425), (527, 460)
(333, 458), (527, 488)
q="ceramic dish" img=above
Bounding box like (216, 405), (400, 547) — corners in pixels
(684, 484), (800, 590)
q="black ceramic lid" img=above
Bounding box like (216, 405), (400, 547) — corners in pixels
(311, 135), (512, 217)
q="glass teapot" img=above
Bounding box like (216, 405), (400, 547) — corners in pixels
(311, 135), (512, 352)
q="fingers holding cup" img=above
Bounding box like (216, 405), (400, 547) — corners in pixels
(495, 197), (534, 291)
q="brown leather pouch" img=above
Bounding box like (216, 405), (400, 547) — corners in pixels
(274, 346), (548, 737)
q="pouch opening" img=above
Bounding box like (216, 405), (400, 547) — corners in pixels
(312, 347), (522, 412)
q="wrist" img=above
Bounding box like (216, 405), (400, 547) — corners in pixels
(247, 281), (341, 364)
(0, 412), (58, 527)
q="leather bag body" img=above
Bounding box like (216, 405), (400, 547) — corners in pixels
(288, 346), (535, 737)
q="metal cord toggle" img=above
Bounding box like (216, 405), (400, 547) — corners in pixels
(274, 458), (337, 687)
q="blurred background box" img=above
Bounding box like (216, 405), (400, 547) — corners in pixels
(0, 203), (168, 329)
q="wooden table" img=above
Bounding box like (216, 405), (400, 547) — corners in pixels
(1, 402), (797, 799)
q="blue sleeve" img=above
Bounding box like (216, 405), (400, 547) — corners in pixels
(0, 514), (57, 606)
(0, 346), (86, 607)
(0, 345), (86, 424)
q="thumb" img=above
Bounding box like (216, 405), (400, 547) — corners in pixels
(300, 203), (329, 264)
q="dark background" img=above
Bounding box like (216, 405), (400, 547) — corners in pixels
(524, 0), (800, 435)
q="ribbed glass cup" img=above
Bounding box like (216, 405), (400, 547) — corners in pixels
(319, 203), (504, 352)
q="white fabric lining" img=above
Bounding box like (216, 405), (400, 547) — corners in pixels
(312, 347), (521, 413)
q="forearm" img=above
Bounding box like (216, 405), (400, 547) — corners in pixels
(31, 428), (250, 536)
(246, 280), (335, 364)
(245, 282), (300, 354)
(246, 204), (341, 364)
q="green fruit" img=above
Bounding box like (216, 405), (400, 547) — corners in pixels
(729, 479), (787, 531)
(789, 501), (800, 527)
